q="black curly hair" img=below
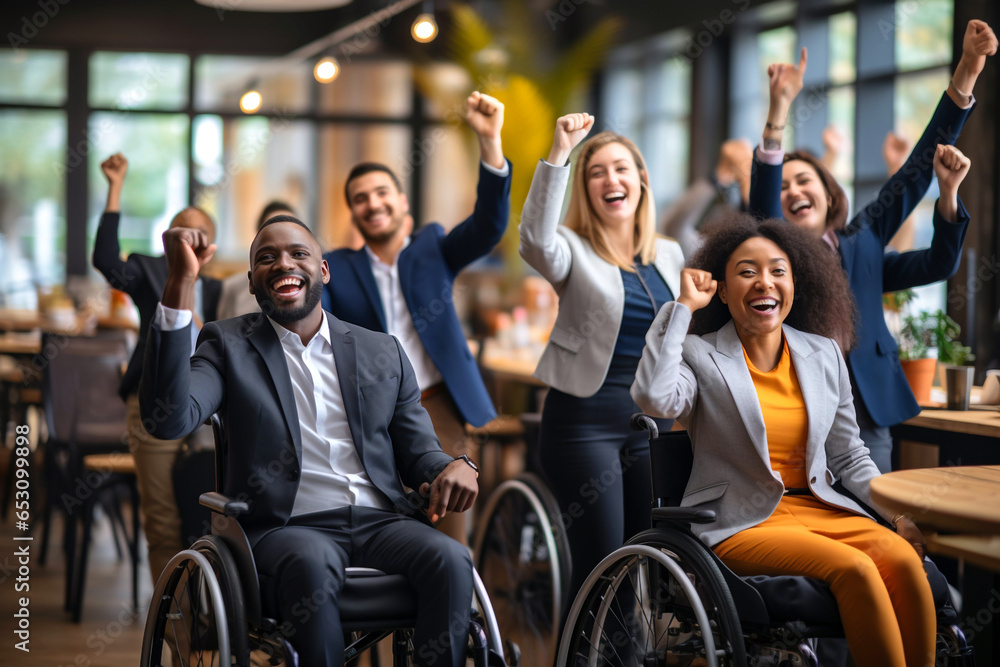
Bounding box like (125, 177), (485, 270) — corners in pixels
(688, 212), (857, 354)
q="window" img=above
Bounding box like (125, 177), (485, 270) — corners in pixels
(90, 52), (190, 110)
(0, 49), (68, 306)
(0, 110), (67, 306)
(602, 30), (692, 213)
(729, 0), (956, 319)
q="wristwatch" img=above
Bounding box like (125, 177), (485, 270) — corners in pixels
(455, 454), (479, 476)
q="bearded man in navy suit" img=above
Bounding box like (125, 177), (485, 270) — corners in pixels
(321, 91), (511, 544)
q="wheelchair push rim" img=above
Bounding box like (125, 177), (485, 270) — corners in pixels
(557, 544), (726, 667)
(473, 476), (567, 667)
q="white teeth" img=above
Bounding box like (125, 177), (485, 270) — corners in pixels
(272, 277), (302, 289)
(791, 199), (811, 213)
(750, 298), (777, 310)
(604, 192), (626, 202)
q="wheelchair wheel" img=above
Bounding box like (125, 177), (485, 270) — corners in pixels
(141, 535), (249, 666)
(557, 540), (746, 667)
(473, 473), (570, 667)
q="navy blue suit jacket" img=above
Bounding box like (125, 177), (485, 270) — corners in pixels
(321, 161), (512, 427)
(750, 93), (972, 427)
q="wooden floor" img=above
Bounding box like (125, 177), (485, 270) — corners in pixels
(0, 508), (151, 666)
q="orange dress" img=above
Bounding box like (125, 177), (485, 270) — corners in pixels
(710, 339), (935, 667)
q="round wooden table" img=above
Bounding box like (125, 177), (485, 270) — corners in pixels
(870, 465), (1000, 535)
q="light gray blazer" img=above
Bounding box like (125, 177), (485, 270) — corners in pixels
(520, 159), (684, 397)
(630, 302), (893, 547)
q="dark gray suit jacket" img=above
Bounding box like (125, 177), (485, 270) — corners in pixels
(139, 309), (454, 546)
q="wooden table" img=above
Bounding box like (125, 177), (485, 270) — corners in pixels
(870, 465), (1000, 535)
(478, 338), (546, 387)
(892, 404), (1000, 469)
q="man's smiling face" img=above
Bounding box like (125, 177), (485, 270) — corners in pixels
(249, 220), (329, 325)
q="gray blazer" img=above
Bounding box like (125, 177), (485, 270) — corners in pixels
(630, 302), (892, 547)
(520, 159), (684, 397)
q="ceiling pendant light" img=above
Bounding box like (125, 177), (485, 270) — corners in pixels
(314, 56), (341, 83)
(411, 2), (438, 44)
(240, 88), (262, 114)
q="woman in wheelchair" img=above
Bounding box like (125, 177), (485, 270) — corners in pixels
(630, 215), (935, 667)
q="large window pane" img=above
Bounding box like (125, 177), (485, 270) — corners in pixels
(0, 110), (66, 306)
(195, 56), (313, 114)
(895, 0), (953, 71)
(893, 67), (951, 316)
(86, 113), (190, 260)
(318, 61), (413, 118)
(650, 58), (691, 116)
(90, 52), (189, 110)
(602, 67), (642, 136)
(757, 26), (797, 149)
(193, 114), (317, 260)
(827, 86), (855, 196)
(645, 119), (689, 209)
(829, 12), (856, 85)
(0, 49), (66, 106)
(894, 68), (950, 152)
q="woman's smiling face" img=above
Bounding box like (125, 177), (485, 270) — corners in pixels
(719, 236), (794, 340)
(781, 159), (829, 236)
(584, 141), (644, 228)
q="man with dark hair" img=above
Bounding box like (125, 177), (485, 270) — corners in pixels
(142, 217), (479, 667)
(92, 152), (222, 593)
(322, 91), (511, 545)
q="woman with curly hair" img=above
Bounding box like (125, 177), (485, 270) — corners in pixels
(631, 214), (934, 667)
(750, 21), (995, 473)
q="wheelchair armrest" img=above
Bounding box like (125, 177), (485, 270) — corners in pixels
(200, 491), (249, 517)
(629, 413), (659, 439)
(651, 507), (716, 525)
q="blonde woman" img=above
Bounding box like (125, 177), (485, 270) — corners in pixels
(519, 114), (683, 598)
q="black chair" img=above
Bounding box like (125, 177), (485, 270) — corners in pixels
(555, 417), (975, 667)
(140, 414), (512, 667)
(38, 332), (140, 622)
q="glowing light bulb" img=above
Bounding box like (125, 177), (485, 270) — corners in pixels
(240, 90), (262, 114)
(411, 14), (438, 43)
(314, 57), (340, 83)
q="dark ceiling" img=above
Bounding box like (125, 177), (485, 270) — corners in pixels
(0, 0), (778, 57)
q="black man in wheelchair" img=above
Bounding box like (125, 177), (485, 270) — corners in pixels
(630, 216), (942, 667)
(139, 215), (481, 667)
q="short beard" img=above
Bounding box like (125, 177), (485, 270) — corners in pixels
(355, 213), (404, 245)
(254, 278), (324, 326)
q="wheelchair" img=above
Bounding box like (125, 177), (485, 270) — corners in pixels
(140, 415), (510, 666)
(472, 413), (572, 667)
(555, 415), (976, 667)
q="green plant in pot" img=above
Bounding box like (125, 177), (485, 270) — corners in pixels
(895, 290), (974, 404)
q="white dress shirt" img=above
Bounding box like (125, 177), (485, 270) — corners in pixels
(365, 237), (443, 392)
(153, 303), (391, 515)
(364, 159), (510, 391)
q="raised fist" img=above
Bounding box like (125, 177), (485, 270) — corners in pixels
(677, 268), (718, 313)
(465, 91), (504, 140)
(101, 153), (128, 186)
(933, 144), (971, 195)
(162, 227), (216, 283)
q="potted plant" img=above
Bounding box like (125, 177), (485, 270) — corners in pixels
(895, 294), (974, 404)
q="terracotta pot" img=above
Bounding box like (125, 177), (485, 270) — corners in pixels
(901, 357), (938, 404)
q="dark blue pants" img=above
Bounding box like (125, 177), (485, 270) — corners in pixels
(539, 372), (669, 603)
(254, 506), (473, 667)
